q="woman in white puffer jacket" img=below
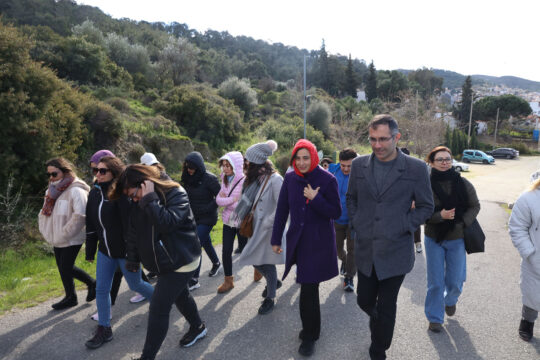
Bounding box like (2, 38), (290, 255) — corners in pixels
(509, 177), (540, 342)
(38, 157), (95, 310)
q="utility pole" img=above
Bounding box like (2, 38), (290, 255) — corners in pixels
(467, 93), (474, 146)
(303, 55), (307, 139)
(493, 107), (500, 145)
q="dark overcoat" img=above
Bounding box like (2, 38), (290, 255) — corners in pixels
(346, 150), (434, 280)
(271, 166), (341, 283)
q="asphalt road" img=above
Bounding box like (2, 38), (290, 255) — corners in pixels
(1, 157), (540, 360)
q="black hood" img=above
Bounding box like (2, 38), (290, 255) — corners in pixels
(182, 151), (206, 185)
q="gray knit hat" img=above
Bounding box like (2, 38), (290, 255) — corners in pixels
(245, 140), (278, 164)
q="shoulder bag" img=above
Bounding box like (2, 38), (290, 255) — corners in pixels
(463, 218), (485, 254)
(239, 175), (270, 238)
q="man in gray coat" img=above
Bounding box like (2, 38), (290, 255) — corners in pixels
(347, 114), (434, 360)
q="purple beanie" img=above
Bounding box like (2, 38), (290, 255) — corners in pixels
(90, 150), (115, 164)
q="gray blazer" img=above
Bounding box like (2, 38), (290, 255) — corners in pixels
(346, 150), (434, 280)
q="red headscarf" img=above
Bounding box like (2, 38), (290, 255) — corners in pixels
(290, 139), (320, 177)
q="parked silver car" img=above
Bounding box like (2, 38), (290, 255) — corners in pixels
(453, 159), (469, 172)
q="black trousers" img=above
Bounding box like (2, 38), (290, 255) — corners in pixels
(222, 225), (247, 276)
(356, 267), (405, 359)
(300, 283), (320, 341)
(53, 245), (94, 298)
(142, 270), (202, 359)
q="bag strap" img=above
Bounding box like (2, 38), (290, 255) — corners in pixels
(227, 176), (244, 197)
(251, 175), (271, 212)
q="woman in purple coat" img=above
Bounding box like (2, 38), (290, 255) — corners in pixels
(271, 139), (341, 357)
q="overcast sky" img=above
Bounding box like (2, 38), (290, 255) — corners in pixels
(78, 0), (540, 83)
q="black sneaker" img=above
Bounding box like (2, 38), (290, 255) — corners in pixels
(234, 248), (242, 254)
(52, 296), (78, 310)
(85, 325), (113, 349)
(188, 279), (200, 291)
(298, 339), (315, 357)
(445, 304), (456, 316)
(258, 298), (274, 315)
(261, 280), (282, 298)
(179, 323), (207, 347)
(208, 262), (222, 277)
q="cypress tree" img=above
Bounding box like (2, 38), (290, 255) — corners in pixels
(344, 54), (357, 98)
(365, 61), (377, 103)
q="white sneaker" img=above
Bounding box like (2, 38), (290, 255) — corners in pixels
(90, 311), (112, 321)
(130, 293), (146, 303)
(416, 243), (423, 253)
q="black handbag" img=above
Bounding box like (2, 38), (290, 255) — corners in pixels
(463, 219), (485, 254)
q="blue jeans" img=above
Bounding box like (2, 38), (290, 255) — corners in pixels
(193, 224), (220, 279)
(424, 235), (467, 324)
(96, 251), (154, 327)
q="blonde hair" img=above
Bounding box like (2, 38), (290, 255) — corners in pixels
(530, 178), (540, 191)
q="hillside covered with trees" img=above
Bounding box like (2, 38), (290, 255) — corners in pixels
(0, 0), (535, 249)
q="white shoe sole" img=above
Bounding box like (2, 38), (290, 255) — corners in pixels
(180, 328), (207, 348)
(188, 283), (201, 291)
(130, 295), (146, 303)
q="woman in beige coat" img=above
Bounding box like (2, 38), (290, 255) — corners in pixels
(38, 158), (95, 310)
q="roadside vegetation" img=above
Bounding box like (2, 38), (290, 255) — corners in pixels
(0, 0), (537, 312)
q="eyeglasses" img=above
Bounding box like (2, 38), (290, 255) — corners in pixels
(368, 136), (394, 144)
(46, 172), (58, 178)
(434, 158), (452, 163)
(93, 168), (111, 175)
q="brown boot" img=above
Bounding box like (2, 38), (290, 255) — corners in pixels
(217, 276), (234, 294)
(254, 269), (263, 282)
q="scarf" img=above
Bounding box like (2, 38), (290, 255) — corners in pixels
(41, 176), (74, 216)
(290, 139), (319, 177)
(229, 175), (266, 226)
(430, 168), (469, 242)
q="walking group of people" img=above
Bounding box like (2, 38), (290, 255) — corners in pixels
(37, 113), (538, 360)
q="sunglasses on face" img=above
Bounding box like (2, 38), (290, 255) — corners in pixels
(92, 168), (111, 175)
(46, 172), (59, 178)
(185, 164), (196, 170)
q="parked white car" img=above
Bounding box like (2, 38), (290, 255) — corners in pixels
(453, 159), (469, 172)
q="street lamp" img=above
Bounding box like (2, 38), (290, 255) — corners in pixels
(303, 54), (307, 139)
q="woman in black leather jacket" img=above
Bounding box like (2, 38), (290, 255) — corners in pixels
(111, 164), (206, 360)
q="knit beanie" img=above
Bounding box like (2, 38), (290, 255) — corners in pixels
(90, 150), (115, 164)
(245, 140), (278, 164)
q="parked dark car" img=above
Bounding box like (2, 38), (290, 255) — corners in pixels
(485, 148), (519, 159)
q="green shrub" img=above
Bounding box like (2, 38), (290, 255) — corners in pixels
(107, 97), (131, 113)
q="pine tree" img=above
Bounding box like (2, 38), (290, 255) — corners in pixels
(344, 54), (357, 98)
(365, 61), (377, 103)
